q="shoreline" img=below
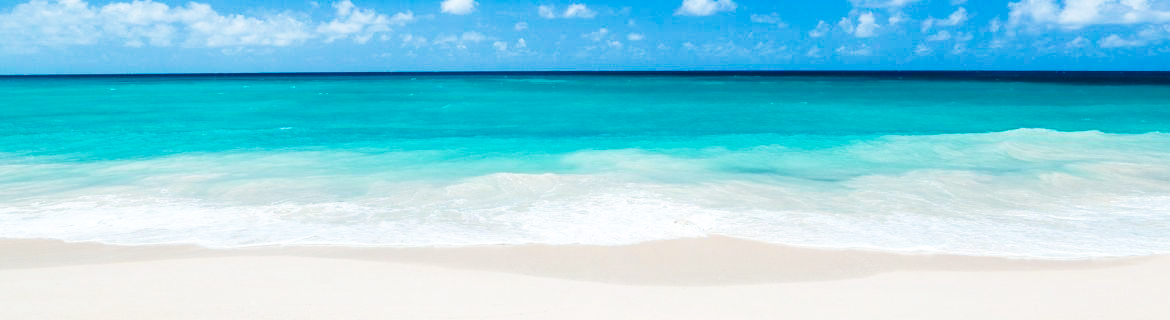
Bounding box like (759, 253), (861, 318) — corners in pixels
(3, 236), (1168, 319)
(0, 236), (1154, 285)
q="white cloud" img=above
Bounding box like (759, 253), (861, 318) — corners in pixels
(0, 0), (334, 52)
(1008, 0), (1170, 29)
(922, 7), (968, 31)
(0, 0), (413, 52)
(538, 5), (557, 18)
(854, 12), (880, 37)
(989, 18), (1003, 32)
(838, 17), (855, 34)
(538, 4), (597, 19)
(675, 0), (737, 17)
(491, 38), (531, 56)
(627, 33), (645, 41)
(915, 43), (933, 55)
(848, 0), (922, 8)
(838, 13), (880, 38)
(389, 11), (416, 26)
(433, 30), (488, 49)
(835, 44), (872, 56)
(583, 28), (609, 41)
(514, 21), (528, 31)
(679, 40), (752, 57)
(607, 40), (622, 48)
(750, 12), (788, 28)
(317, 1), (395, 44)
(184, 6), (315, 48)
(1098, 34), (1148, 47)
(809, 20), (830, 38)
(926, 30), (952, 41)
(459, 31), (486, 42)
(1066, 36), (1090, 48)
(400, 33), (427, 47)
(99, 1), (178, 47)
(753, 41), (789, 57)
(440, 0), (476, 15)
(806, 46), (822, 57)
(888, 12), (907, 25)
(951, 42), (967, 54)
(563, 4), (597, 18)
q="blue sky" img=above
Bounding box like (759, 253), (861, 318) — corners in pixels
(1, 0), (1169, 74)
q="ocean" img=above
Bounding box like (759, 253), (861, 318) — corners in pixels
(2, 72), (1168, 259)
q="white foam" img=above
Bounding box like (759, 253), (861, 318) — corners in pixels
(2, 130), (1170, 258)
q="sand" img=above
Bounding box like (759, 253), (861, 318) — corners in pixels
(1, 236), (1167, 319)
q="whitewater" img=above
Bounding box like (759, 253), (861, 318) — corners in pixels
(2, 73), (1169, 259)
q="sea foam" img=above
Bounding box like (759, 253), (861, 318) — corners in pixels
(2, 129), (1169, 259)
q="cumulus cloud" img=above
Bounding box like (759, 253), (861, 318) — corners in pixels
(750, 12), (788, 28)
(563, 4), (597, 18)
(627, 33), (645, 41)
(809, 20), (831, 38)
(806, 46), (823, 57)
(914, 43), (933, 55)
(514, 21), (528, 31)
(459, 31), (486, 42)
(679, 40), (752, 57)
(538, 5), (556, 18)
(1008, 0), (1170, 29)
(675, 0), (737, 17)
(317, 1), (396, 44)
(535, 3), (594, 18)
(888, 12), (908, 25)
(951, 42), (967, 54)
(1066, 36), (1090, 48)
(838, 17), (855, 34)
(389, 11), (417, 26)
(922, 7), (968, 32)
(583, 28), (609, 41)
(440, 0), (476, 15)
(840, 13), (880, 37)
(926, 30), (953, 41)
(0, 0), (409, 53)
(848, 0), (922, 8)
(433, 30), (488, 49)
(752, 41), (789, 57)
(538, 4), (596, 19)
(835, 44), (872, 56)
(1098, 34), (1148, 47)
(492, 38), (534, 56)
(400, 33), (428, 47)
(854, 12), (880, 37)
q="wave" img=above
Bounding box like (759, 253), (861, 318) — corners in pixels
(2, 129), (1169, 258)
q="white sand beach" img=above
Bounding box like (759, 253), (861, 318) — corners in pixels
(1, 236), (1167, 320)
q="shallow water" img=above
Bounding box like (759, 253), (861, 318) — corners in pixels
(2, 73), (1169, 258)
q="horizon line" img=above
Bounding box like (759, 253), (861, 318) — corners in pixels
(4, 70), (1170, 76)
(4, 70), (1169, 84)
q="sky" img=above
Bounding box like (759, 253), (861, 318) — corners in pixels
(1, 0), (1170, 74)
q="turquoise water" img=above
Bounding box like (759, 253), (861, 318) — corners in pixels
(2, 74), (1169, 258)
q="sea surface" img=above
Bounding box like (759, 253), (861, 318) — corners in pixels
(2, 72), (1169, 259)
